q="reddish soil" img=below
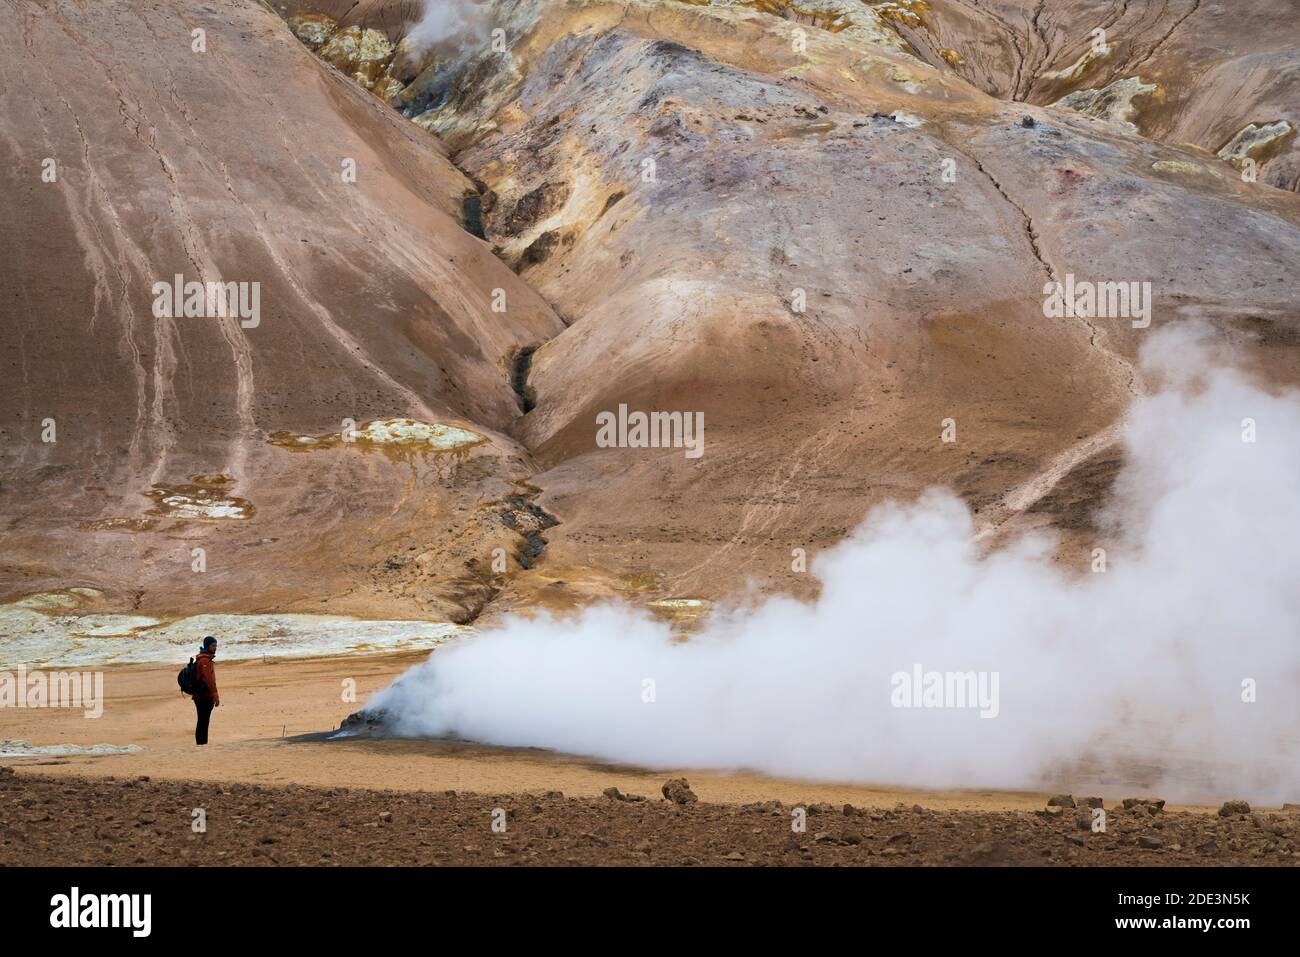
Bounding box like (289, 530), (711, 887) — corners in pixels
(3, 769), (1296, 867)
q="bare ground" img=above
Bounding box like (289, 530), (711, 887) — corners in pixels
(2, 769), (1296, 867)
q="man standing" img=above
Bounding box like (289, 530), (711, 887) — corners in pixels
(193, 636), (220, 745)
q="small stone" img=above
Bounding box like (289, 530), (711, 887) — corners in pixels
(1047, 794), (1075, 808)
(1219, 800), (1251, 817)
(1122, 797), (1165, 813)
(723, 851), (745, 861)
(1251, 813), (1285, 836)
(961, 841), (1008, 865)
(602, 786), (626, 801)
(1137, 835), (1164, 850)
(1021, 115), (1036, 128)
(661, 778), (697, 805)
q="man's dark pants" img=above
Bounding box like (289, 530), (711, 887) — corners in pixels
(194, 698), (214, 745)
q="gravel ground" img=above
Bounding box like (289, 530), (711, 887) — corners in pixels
(2, 769), (1297, 867)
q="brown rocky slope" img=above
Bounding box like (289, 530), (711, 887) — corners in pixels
(2, 0), (1298, 624)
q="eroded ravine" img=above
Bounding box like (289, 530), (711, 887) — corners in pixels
(280, 6), (573, 619)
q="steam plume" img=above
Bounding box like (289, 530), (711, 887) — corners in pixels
(367, 325), (1300, 803)
(408, 0), (488, 50)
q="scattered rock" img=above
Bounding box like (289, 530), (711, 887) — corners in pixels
(1219, 800), (1251, 817)
(1250, 813), (1285, 836)
(1047, 794), (1075, 808)
(1021, 115), (1036, 128)
(502, 181), (571, 236)
(338, 709), (392, 736)
(1122, 797), (1165, 814)
(602, 786), (627, 801)
(1137, 835), (1164, 850)
(661, 778), (697, 805)
(960, 840), (1010, 865)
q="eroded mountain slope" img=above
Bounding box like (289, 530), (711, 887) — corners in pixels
(3, 0), (1299, 627)
(333, 0), (1300, 610)
(0, 0), (564, 621)
(886, 0), (1300, 191)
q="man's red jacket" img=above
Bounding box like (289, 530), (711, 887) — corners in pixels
(193, 651), (220, 705)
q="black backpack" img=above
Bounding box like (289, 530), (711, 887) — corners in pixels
(178, 658), (199, 695)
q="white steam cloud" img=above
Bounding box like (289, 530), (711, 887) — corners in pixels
(408, 0), (487, 50)
(368, 326), (1300, 803)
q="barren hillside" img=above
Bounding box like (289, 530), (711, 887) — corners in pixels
(2, 0), (1297, 626)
